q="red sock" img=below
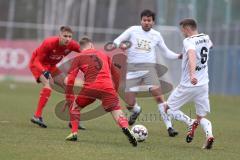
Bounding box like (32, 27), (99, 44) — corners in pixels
(71, 120), (79, 133)
(34, 88), (51, 118)
(69, 106), (80, 133)
(117, 116), (129, 128)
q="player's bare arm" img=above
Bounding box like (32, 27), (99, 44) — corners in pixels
(188, 49), (198, 85)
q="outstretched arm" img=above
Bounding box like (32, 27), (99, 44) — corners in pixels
(113, 27), (132, 47)
(158, 35), (180, 59)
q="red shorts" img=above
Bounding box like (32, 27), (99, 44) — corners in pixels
(29, 65), (61, 83)
(75, 87), (121, 112)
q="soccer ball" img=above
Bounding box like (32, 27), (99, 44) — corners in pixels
(131, 125), (148, 142)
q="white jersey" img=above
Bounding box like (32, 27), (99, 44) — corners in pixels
(181, 33), (213, 87)
(113, 26), (178, 64)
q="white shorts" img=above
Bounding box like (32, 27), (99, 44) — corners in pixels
(167, 84), (210, 117)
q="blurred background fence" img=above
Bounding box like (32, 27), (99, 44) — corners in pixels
(0, 0), (239, 95)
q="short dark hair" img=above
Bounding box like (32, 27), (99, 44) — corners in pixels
(60, 26), (73, 33)
(140, 9), (155, 21)
(179, 18), (197, 30)
(79, 36), (92, 47)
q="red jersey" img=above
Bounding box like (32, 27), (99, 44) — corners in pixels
(70, 49), (119, 87)
(65, 49), (120, 100)
(29, 36), (80, 72)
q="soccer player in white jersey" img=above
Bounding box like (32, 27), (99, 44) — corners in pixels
(165, 18), (215, 149)
(113, 9), (182, 137)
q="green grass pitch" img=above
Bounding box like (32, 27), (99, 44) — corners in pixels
(0, 81), (240, 160)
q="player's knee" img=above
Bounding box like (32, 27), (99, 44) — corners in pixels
(150, 86), (160, 92)
(125, 99), (136, 107)
(196, 114), (205, 121)
(125, 93), (136, 106)
(40, 78), (51, 89)
(150, 86), (161, 94)
(150, 90), (164, 103)
(155, 96), (164, 103)
(44, 83), (51, 89)
(40, 75), (49, 83)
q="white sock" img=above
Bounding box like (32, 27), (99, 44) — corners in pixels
(158, 103), (172, 129)
(200, 118), (213, 138)
(167, 109), (193, 126)
(129, 103), (141, 113)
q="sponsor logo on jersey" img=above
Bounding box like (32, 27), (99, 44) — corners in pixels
(49, 54), (64, 60)
(136, 38), (151, 52)
(195, 65), (207, 71)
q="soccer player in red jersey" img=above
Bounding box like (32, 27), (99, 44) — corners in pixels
(64, 37), (137, 147)
(29, 26), (85, 129)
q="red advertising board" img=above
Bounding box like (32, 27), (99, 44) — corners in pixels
(0, 40), (120, 81)
(0, 40), (39, 79)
